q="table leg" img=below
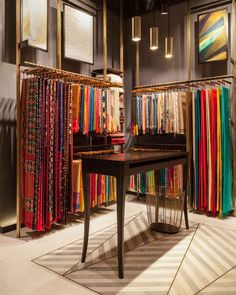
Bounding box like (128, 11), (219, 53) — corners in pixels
(116, 174), (126, 279)
(183, 163), (189, 229)
(81, 170), (90, 263)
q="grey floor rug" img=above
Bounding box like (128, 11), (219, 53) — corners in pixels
(33, 212), (236, 295)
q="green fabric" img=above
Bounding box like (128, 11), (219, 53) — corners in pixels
(221, 87), (232, 217)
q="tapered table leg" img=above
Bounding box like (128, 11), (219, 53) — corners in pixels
(81, 170), (90, 263)
(183, 163), (189, 229)
(116, 174), (126, 279)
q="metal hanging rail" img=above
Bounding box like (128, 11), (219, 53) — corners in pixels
(21, 61), (123, 88)
(132, 74), (234, 93)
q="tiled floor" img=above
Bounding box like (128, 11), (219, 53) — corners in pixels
(1, 196), (236, 295)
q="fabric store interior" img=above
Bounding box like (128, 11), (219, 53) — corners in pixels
(1, 0), (236, 294)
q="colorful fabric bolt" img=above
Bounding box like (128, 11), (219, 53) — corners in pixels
(131, 91), (186, 135)
(72, 159), (117, 212)
(20, 78), (73, 230)
(192, 87), (232, 217)
(129, 166), (183, 195)
(72, 85), (121, 135)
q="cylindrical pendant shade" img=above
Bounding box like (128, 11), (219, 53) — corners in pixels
(150, 27), (159, 50)
(132, 16), (141, 41)
(165, 36), (173, 58)
(161, 3), (168, 15)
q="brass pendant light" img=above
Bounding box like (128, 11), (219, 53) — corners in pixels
(132, 16), (141, 41)
(165, 4), (173, 58)
(150, 11), (158, 50)
(165, 36), (173, 58)
(161, 2), (168, 15)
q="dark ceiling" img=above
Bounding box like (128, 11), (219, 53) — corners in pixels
(92, 0), (187, 18)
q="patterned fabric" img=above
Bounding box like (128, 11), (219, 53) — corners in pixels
(132, 91), (186, 135)
(20, 78), (73, 230)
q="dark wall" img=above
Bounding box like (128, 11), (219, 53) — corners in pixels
(0, 99), (16, 229)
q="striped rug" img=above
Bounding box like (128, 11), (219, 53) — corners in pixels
(33, 212), (143, 275)
(66, 227), (196, 294)
(169, 224), (236, 295)
(199, 267), (236, 294)
(33, 212), (236, 294)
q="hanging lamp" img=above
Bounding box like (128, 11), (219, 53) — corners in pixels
(165, 37), (173, 58)
(161, 2), (168, 15)
(150, 11), (158, 50)
(132, 16), (141, 41)
(165, 4), (173, 58)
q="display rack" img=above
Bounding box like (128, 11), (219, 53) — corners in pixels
(15, 0), (124, 237)
(130, 74), (235, 210)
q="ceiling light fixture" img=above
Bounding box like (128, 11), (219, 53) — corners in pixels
(150, 11), (158, 50)
(161, 2), (168, 15)
(132, 16), (141, 41)
(165, 4), (173, 58)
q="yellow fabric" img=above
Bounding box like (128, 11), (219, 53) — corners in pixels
(72, 85), (80, 123)
(79, 162), (84, 212)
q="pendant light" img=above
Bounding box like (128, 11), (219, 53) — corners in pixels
(150, 11), (158, 50)
(161, 2), (168, 15)
(165, 37), (173, 58)
(132, 16), (141, 41)
(165, 4), (173, 58)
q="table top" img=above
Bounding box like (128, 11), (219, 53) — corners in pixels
(81, 151), (187, 164)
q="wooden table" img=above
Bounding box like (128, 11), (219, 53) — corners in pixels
(81, 151), (189, 279)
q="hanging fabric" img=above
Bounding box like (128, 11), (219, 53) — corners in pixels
(73, 86), (120, 135)
(129, 166), (183, 195)
(72, 159), (117, 213)
(192, 86), (233, 217)
(20, 78), (73, 230)
(131, 91), (186, 135)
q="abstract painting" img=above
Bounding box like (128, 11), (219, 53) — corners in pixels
(21, 0), (48, 51)
(198, 9), (228, 63)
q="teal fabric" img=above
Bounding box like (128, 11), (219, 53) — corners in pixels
(141, 173), (146, 193)
(195, 91), (201, 209)
(221, 87), (232, 217)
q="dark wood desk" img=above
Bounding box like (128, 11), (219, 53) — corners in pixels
(81, 151), (189, 279)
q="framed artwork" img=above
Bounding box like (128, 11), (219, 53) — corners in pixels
(63, 4), (94, 64)
(198, 9), (228, 63)
(21, 0), (48, 51)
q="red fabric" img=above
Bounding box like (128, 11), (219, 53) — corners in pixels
(210, 89), (217, 216)
(72, 120), (79, 133)
(21, 79), (36, 230)
(199, 90), (208, 210)
(95, 88), (100, 133)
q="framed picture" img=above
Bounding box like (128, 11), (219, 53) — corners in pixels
(63, 4), (94, 64)
(198, 9), (228, 63)
(21, 0), (48, 51)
